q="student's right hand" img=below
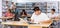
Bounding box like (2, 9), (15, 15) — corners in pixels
(31, 19), (34, 23)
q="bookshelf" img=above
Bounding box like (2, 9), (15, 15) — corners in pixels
(2, 1), (60, 15)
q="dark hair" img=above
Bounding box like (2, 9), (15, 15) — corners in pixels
(22, 9), (25, 12)
(33, 7), (41, 11)
(51, 9), (55, 12)
(6, 1), (8, 4)
(8, 9), (11, 13)
(12, 2), (14, 4)
(20, 9), (27, 16)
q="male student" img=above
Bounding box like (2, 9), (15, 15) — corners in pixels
(47, 9), (58, 19)
(47, 9), (58, 28)
(31, 7), (51, 23)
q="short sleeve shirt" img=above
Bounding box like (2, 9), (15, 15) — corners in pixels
(31, 13), (50, 23)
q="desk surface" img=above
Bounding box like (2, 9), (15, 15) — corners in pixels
(1, 21), (52, 27)
(1, 21), (28, 26)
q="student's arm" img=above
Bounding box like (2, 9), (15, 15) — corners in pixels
(31, 19), (34, 22)
(31, 13), (34, 22)
(31, 16), (34, 22)
(54, 14), (60, 21)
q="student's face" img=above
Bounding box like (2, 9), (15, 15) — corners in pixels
(22, 12), (24, 15)
(35, 10), (41, 15)
(7, 10), (10, 13)
(51, 10), (55, 13)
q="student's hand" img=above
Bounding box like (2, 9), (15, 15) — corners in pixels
(22, 15), (26, 16)
(31, 19), (34, 23)
(57, 14), (60, 19)
(27, 14), (31, 17)
(55, 16), (59, 21)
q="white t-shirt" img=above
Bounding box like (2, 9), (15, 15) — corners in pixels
(47, 13), (58, 18)
(10, 4), (16, 9)
(31, 13), (50, 23)
(10, 5), (14, 9)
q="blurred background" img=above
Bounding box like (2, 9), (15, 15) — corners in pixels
(2, 0), (60, 16)
(1, 0), (60, 28)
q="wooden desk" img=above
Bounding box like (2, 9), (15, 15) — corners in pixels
(1, 21), (28, 26)
(1, 21), (52, 28)
(0, 17), (13, 19)
(28, 21), (52, 28)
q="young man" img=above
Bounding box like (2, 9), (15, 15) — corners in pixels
(47, 9), (58, 19)
(47, 9), (58, 28)
(31, 7), (51, 23)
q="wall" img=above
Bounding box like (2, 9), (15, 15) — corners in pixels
(16, 0), (60, 3)
(0, 0), (2, 17)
